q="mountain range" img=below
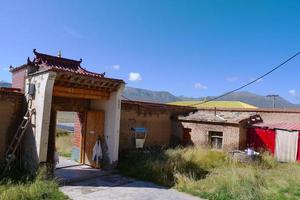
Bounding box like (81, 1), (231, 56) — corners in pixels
(0, 81), (12, 88)
(123, 87), (300, 109)
(1, 81), (298, 108)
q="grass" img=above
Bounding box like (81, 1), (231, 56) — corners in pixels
(118, 147), (300, 200)
(56, 131), (73, 158)
(57, 112), (75, 123)
(0, 166), (68, 200)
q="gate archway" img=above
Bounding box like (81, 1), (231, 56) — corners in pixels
(10, 50), (124, 172)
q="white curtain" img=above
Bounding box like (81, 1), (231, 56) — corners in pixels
(275, 129), (299, 162)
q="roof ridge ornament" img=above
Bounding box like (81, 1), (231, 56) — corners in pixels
(58, 50), (62, 58)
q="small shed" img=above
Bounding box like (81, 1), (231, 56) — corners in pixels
(178, 110), (260, 151)
(249, 123), (300, 162)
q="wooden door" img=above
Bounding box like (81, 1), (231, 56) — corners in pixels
(84, 111), (105, 167)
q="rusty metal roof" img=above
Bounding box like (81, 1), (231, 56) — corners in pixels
(252, 122), (300, 131)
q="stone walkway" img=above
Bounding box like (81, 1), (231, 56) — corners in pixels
(60, 174), (202, 200)
(56, 159), (202, 200)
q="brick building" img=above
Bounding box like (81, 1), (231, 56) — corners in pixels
(178, 110), (260, 151)
(177, 108), (300, 152)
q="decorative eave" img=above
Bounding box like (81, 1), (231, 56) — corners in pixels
(53, 70), (124, 93)
(10, 49), (123, 83)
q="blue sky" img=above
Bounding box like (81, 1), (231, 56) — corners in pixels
(0, 0), (300, 103)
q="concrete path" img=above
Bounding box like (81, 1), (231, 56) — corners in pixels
(56, 156), (80, 169)
(56, 162), (202, 200)
(59, 173), (202, 200)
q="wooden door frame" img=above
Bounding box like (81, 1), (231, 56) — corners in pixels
(82, 110), (105, 167)
(81, 112), (87, 164)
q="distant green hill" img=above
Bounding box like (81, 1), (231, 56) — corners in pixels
(0, 81), (12, 88)
(123, 87), (181, 103)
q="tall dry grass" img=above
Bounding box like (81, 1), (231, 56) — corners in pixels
(118, 147), (300, 200)
(56, 132), (73, 158)
(0, 167), (67, 200)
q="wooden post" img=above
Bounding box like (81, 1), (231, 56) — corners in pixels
(47, 109), (57, 174)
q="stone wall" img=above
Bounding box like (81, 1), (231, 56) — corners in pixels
(0, 89), (23, 162)
(181, 122), (241, 151)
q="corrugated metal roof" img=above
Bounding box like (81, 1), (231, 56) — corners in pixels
(252, 122), (300, 131)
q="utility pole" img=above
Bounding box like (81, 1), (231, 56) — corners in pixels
(266, 95), (279, 108)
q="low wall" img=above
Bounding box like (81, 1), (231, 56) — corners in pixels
(0, 88), (24, 162)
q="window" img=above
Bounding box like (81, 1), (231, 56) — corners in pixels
(209, 131), (223, 149)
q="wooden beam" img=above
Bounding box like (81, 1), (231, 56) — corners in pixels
(53, 86), (110, 100)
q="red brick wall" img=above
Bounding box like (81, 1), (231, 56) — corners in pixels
(12, 68), (27, 92)
(73, 112), (84, 148)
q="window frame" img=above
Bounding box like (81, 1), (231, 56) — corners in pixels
(208, 131), (223, 149)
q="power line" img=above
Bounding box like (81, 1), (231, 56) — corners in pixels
(189, 51), (300, 107)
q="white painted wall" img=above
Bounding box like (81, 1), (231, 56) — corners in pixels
(25, 72), (56, 162)
(90, 83), (125, 164)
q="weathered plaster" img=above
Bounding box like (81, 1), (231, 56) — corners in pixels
(25, 71), (56, 162)
(90, 83), (125, 165)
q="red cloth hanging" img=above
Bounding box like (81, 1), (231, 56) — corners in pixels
(247, 128), (276, 154)
(297, 131), (300, 161)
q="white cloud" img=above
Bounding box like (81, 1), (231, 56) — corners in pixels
(194, 83), (207, 90)
(289, 89), (300, 100)
(129, 72), (142, 81)
(106, 64), (120, 70)
(0, 67), (9, 71)
(226, 76), (239, 82)
(289, 89), (297, 96)
(112, 65), (120, 70)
